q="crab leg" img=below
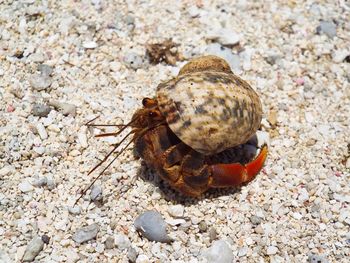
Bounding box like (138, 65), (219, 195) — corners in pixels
(209, 144), (268, 187)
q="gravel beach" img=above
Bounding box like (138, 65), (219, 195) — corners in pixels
(0, 0), (349, 262)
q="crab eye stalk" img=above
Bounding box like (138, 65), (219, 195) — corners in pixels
(142, 98), (157, 108)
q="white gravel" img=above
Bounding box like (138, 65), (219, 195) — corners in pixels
(0, 0), (349, 262)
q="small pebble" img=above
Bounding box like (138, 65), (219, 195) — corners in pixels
(295, 78), (305, 86)
(29, 74), (52, 91)
(309, 3), (321, 16)
(42, 116), (54, 126)
(32, 104), (51, 117)
(22, 236), (44, 262)
(266, 245), (278, 255)
(250, 215), (262, 225)
(115, 234), (131, 250)
(29, 52), (45, 63)
(0, 166), (12, 176)
(41, 235), (50, 244)
(36, 123), (48, 140)
(268, 109), (278, 126)
(124, 53), (143, 70)
(298, 188), (309, 202)
(69, 150), (81, 157)
(33, 146), (45, 155)
(238, 246), (248, 257)
(316, 21), (337, 38)
(38, 64), (53, 76)
(239, 48), (254, 71)
(208, 28), (240, 46)
(209, 227), (218, 242)
(109, 61), (121, 72)
(134, 210), (172, 243)
(308, 253), (329, 263)
(202, 240), (234, 263)
(46, 177), (56, 190)
(305, 112), (314, 123)
(72, 224), (99, 244)
(165, 218), (186, 226)
(245, 237), (254, 246)
(265, 53), (281, 65)
(83, 41), (98, 49)
(136, 254), (149, 263)
(77, 132), (88, 148)
(64, 250), (79, 263)
(104, 236), (115, 249)
(48, 101), (77, 116)
(47, 124), (60, 133)
(90, 184), (103, 202)
(332, 50), (350, 63)
(255, 224), (265, 236)
(168, 204), (184, 218)
(125, 14), (135, 25)
(192, 217), (201, 226)
(60, 103), (77, 116)
(188, 5), (200, 18)
(0, 250), (11, 263)
(198, 221), (207, 232)
(345, 157), (350, 169)
(14, 212), (21, 219)
(127, 247), (138, 262)
(32, 177), (48, 187)
(95, 243), (104, 253)
(19, 181), (34, 193)
(110, 220), (118, 230)
(7, 104), (15, 112)
(68, 206), (81, 215)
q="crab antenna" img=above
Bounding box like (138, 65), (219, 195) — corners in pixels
(85, 116), (100, 126)
(74, 132), (137, 206)
(85, 115), (142, 176)
(74, 115), (145, 206)
(88, 124), (127, 128)
(86, 130), (134, 177)
(86, 115), (137, 129)
(94, 132), (123, 138)
(94, 118), (138, 141)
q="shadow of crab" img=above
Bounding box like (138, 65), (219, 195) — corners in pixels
(136, 134), (260, 205)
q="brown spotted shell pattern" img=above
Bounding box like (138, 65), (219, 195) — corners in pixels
(156, 55), (262, 155)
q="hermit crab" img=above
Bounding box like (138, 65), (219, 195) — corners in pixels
(76, 55), (267, 202)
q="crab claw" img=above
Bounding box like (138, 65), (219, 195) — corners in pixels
(209, 144), (268, 188)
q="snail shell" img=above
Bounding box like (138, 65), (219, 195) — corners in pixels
(156, 55), (262, 155)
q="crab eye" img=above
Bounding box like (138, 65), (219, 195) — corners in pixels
(148, 111), (156, 117)
(148, 110), (162, 119)
(142, 98), (150, 107)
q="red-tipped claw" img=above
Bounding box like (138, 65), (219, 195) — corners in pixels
(209, 144), (268, 188)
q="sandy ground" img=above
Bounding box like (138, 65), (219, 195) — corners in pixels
(0, 0), (349, 262)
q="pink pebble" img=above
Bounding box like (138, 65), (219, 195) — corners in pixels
(334, 171), (342, 177)
(295, 78), (304, 85)
(7, 104), (15, 112)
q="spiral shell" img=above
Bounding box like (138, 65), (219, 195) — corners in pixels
(156, 55), (262, 155)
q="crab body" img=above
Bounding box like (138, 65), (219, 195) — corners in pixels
(129, 55), (267, 196)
